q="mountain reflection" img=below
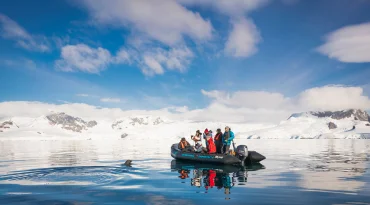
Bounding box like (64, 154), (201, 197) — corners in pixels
(171, 160), (265, 199)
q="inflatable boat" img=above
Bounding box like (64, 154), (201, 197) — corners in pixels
(171, 143), (265, 166)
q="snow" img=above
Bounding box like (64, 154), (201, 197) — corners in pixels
(0, 105), (369, 140)
(241, 114), (370, 139)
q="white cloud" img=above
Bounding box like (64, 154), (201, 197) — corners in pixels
(201, 89), (291, 109)
(113, 49), (131, 64)
(317, 22), (370, 63)
(297, 86), (370, 111)
(177, 0), (269, 16)
(165, 47), (194, 72)
(143, 56), (165, 76)
(224, 18), (261, 57)
(79, 0), (213, 46)
(100, 98), (121, 103)
(139, 46), (194, 76)
(178, 0), (266, 58)
(0, 13), (50, 52)
(1, 85), (369, 124)
(55, 44), (112, 74)
(202, 86), (370, 115)
(54, 43), (192, 76)
(76, 94), (90, 97)
(73, 0), (212, 76)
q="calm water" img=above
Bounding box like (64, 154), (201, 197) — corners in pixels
(0, 139), (369, 205)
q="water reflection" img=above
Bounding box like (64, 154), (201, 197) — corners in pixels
(171, 160), (265, 199)
(0, 140), (369, 205)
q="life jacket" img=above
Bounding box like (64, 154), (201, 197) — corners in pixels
(214, 133), (222, 141)
(179, 141), (189, 149)
(207, 137), (216, 154)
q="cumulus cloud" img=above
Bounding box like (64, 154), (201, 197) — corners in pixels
(54, 43), (192, 76)
(72, 0), (204, 76)
(113, 49), (131, 64)
(224, 18), (261, 57)
(79, 0), (213, 46)
(1, 85), (369, 123)
(297, 86), (370, 111)
(177, 0), (269, 16)
(317, 22), (370, 63)
(55, 44), (112, 74)
(178, 0), (266, 58)
(71, 0), (269, 75)
(0, 13), (50, 52)
(202, 86), (370, 115)
(140, 46), (193, 76)
(201, 89), (291, 109)
(100, 98), (121, 103)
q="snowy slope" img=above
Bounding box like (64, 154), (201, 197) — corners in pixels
(1, 109), (369, 140)
(241, 111), (370, 139)
(0, 112), (272, 141)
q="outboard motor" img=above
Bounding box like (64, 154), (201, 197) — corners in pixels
(236, 145), (248, 166)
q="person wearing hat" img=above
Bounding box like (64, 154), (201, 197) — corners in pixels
(214, 128), (223, 154)
(222, 126), (235, 154)
(191, 130), (202, 145)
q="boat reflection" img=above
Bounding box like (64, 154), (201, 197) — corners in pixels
(171, 160), (265, 198)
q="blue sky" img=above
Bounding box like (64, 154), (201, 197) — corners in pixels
(1, 0), (370, 112)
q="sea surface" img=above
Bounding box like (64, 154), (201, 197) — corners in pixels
(0, 139), (369, 205)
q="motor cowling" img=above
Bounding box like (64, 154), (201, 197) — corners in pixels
(236, 145), (248, 166)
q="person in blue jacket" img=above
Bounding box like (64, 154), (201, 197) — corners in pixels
(222, 126), (234, 155)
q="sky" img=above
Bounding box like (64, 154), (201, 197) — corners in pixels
(1, 0), (370, 123)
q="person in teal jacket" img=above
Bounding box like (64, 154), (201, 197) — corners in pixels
(222, 126), (234, 154)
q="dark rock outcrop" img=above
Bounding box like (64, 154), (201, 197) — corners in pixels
(153, 117), (164, 125)
(112, 120), (123, 129)
(312, 109), (369, 121)
(47, 112), (97, 133)
(112, 116), (165, 129)
(121, 133), (128, 138)
(289, 109), (370, 122)
(0, 121), (17, 132)
(328, 122), (337, 129)
(0, 121), (13, 129)
(129, 117), (149, 126)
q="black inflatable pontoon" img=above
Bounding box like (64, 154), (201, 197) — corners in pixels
(171, 143), (265, 166)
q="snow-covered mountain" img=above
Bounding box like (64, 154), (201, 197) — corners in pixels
(288, 109), (370, 122)
(0, 109), (369, 140)
(242, 109), (370, 139)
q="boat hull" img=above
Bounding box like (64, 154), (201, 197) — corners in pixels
(171, 144), (265, 165)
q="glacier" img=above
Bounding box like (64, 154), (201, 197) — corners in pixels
(0, 102), (369, 141)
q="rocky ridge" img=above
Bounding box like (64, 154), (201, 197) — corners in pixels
(46, 112), (97, 133)
(289, 109), (370, 122)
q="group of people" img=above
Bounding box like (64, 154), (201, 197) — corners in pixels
(178, 126), (235, 155)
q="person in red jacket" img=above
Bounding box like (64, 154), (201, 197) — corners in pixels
(206, 134), (216, 154)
